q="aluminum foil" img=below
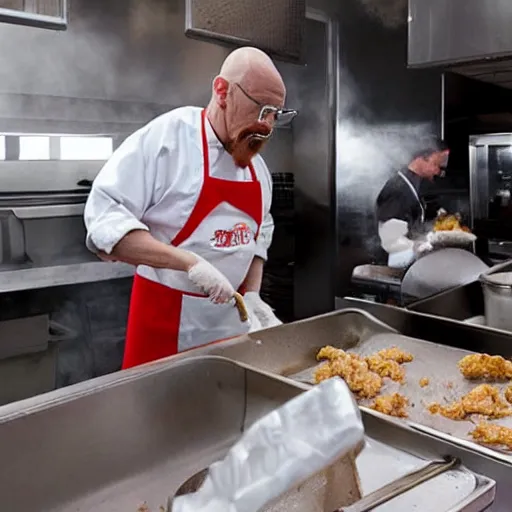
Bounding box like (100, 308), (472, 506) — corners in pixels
(172, 378), (364, 512)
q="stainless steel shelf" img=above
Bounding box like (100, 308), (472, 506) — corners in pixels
(0, 261), (134, 293)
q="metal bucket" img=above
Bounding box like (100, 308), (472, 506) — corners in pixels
(168, 456), (362, 512)
(480, 271), (512, 331)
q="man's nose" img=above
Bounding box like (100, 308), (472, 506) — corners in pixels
(260, 112), (275, 127)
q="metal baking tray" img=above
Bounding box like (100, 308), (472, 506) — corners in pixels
(189, 309), (512, 463)
(292, 333), (512, 458)
(0, 355), (496, 512)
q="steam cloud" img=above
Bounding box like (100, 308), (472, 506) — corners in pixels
(337, 120), (437, 210)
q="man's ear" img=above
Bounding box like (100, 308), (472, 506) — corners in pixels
(213, 76), (229, 108)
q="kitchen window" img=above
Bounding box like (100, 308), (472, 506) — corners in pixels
(19, 136), (50, 160)
(60, 136), (113, 161)
(0, 134), (115, 161)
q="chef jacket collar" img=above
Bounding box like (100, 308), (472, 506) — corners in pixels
(205, 115), (225, 149)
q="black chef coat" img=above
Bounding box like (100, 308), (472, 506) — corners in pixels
(376, 168), (425, 236)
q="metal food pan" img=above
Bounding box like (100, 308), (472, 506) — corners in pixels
(196, 308), (400, 376)
(0, 355), (496, 512)
(407, 259), (512, 329)
(339, 297), (512, 359)
(194, 308), (512, 463)
(291, 332), (512, 461)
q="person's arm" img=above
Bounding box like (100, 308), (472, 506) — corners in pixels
(84, 115), (234, 303)
(242, 256), (264, 292)
(243, 160), (282, 329)
(376, 180), (415, 264)
(100, 230), (197, 271)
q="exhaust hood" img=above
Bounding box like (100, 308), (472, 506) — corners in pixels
(0, 0), (67, 30)
(408, 0), (512, 89)
(185, 0), (305, 64)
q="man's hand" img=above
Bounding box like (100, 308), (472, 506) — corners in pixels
(188, 257), (235, 304)
(413, 240), (433, 256)
(244, 292), (282, 330)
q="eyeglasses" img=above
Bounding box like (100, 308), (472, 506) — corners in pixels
(235, 83), (298, 128)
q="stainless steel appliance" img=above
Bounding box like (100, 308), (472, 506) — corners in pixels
(469, 133), (512, 262)
(0, 133), (135, 404)
(0, 133), (135, 291)
(0, 0), (67, 30)
(408, 0), (512, 90)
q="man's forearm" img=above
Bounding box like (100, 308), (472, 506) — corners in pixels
(241, 256), (265, 292)
(101, 230), (197, 271)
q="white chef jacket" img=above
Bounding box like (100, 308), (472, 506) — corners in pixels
(84, 106), (274, 265)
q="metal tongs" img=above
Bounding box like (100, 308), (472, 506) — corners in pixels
(339, 456), (459, 512)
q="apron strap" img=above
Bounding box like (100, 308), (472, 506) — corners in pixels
(398, 171), (425, 223)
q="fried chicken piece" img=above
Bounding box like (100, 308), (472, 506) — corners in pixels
(428, 401), (466, 420)
(470, 422), (512, 450)
(317, 346), (359, 362)
(370, 393), (409, 418)
(137, 504), (150, 512)
(458, 354), (512, 381)
(315, 345), (413, 396)
(506, 385), (512, 404)
(366, 354), (405, 383)
(428, 384), (512, 420)
(433, 211), (470, 232)
(419, 377), (430, 388)
(375, 347), (414, 364)
(314, 357), (383, 399)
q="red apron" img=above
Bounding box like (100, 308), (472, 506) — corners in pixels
(122, 109), (263, 369)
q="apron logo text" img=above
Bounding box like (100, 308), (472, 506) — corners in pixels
(211, 223), (253, 248)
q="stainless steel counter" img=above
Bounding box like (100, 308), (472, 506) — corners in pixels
(0, 261), (134, 292)
(0, 356), (498, 512)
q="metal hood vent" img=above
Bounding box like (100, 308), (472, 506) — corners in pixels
(185, 0), (306, 64)
(408, 0), (512, 89)
(0, 0), (67, 30)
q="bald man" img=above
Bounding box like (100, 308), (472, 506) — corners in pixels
(84, 47), (297, 368)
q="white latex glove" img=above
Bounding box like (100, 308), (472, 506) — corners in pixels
(378, 219), (413, 254)
(248, 309), (263, 332)
(188, 256), (235, 304)
(414, 239), (433, 255)
(244, 292), (282, 329)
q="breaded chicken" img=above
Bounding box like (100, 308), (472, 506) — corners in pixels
(471, 422), (512, 450)
(374, 347), (414, 364)
(370, 393), (409, 418)
(316, 345), (349, 362)
(505, 385), (512, 404)
(314, 356), (383, 399)
(458, 354), (512, 381)
(419, 377), (430, 388)
(366, 354), (405, 383)
(428, 384), (512, 420)
(315, 345), (413, 397)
